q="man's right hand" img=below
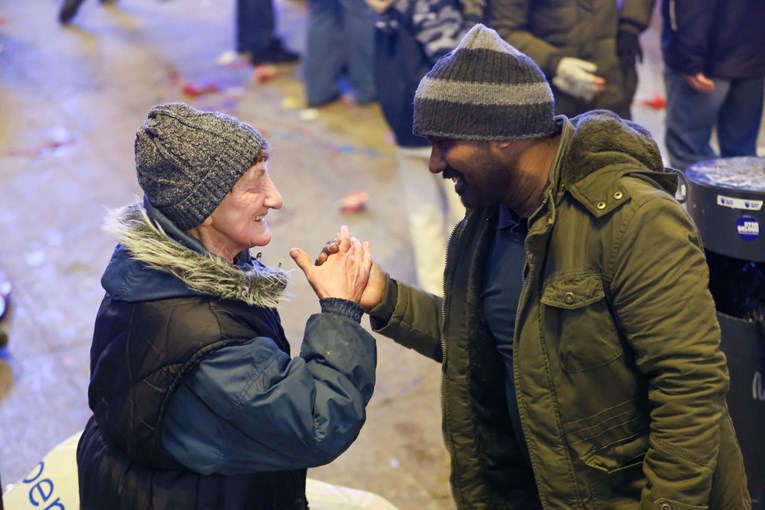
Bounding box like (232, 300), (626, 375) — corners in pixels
(315, 232), (386, 312)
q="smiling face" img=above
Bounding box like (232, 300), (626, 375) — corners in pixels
(194, 160), (283, 262)
(428, 137), (524, 210)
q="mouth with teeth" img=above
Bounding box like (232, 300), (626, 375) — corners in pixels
(446, 173), (465, 194)
(254, 215), (265, 222)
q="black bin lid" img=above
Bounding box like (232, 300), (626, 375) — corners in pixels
(685, 157), (765, 194)
(684, 157), (765, 262)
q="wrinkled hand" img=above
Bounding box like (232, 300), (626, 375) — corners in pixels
(553, 57), (606, 101)
(315, 230), (386, 312)
(683, 72), (715, 93)
(616, 29), (643, 67)
(290, 225), (372, 303)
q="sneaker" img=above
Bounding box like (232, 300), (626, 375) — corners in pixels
(59, 0), (87, 23)
(249, 40), (299, 66)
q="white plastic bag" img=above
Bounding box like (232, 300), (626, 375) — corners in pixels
(3, 431), (399, 510)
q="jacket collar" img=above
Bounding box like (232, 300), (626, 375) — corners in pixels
(550, 111), (678, 217)
(101, 200), (288, 307)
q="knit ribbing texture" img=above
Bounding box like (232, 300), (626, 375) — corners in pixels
(414, 24), (557, 141)
(135, 102), (267, 230)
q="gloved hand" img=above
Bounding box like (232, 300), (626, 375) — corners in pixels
(552, 57), (605, 101)
(616, 29), (643, 67)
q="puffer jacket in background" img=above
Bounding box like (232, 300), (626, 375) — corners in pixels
(489, 0), (655, 118)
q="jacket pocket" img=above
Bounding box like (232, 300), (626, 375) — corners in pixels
(541, 272), (622, 373)
(562, 400), (650, 474)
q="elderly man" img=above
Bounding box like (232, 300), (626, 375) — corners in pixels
(77, 102), (376, 510)
(331, 24), (750, 509)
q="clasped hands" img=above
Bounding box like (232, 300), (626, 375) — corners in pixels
(290, 226), (385, 310)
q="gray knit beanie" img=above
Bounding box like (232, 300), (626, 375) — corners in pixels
(413, 24), (557, 141)
(135, 102), (268, 230)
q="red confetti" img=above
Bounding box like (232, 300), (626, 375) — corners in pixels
(640, 95), (667, 110)
(339, 191), (368, 213)
(252, 65), (277, 84)
(180, 81), (221, 98)
(5, 137), (76, 158)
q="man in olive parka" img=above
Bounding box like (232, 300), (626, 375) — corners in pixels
(327, 25), (750, 509)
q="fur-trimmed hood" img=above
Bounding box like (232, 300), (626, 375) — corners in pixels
(100, 201), (288, 308)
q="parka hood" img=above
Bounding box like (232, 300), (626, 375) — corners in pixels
(563, 110), (677, 196)
(100, 201), (288, 307)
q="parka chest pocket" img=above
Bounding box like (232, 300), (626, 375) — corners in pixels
(541, 273), (623, 373)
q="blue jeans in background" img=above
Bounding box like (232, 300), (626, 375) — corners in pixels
(303, 0), (377, 106)
(237, 0), (275, 54)
(664, 68), (764, 170)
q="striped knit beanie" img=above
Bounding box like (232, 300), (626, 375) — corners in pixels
(135, 102), (268, 230)
(413, 24), (557, 141)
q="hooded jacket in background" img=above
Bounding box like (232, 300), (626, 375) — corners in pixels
(77, 201), (377, 510)
(370, 111), (750, 509)
(661, 0), (765, 79)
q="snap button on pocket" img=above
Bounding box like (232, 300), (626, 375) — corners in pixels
(658, 504), (671, 510)
(563, 291), (575, 305)
(613, 191), (623, 200)
(596, 201), (607, 210)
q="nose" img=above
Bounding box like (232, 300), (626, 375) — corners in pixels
(428, 145), (445, 174)
(265, 176), (283, 210)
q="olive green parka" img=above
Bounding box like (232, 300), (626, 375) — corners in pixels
(370, 111), (750, 509)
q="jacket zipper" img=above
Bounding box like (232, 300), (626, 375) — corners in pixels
(440, 217), (464, 506)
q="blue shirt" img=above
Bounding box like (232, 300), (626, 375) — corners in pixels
(481, 205), (531, 465)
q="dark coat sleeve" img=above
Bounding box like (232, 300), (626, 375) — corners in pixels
(162, 303), (376, 475)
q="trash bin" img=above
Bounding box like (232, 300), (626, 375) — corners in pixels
(685, 156), (765, 507)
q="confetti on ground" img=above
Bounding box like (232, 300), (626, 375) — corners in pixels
(4, 136), (76, 158)
(252, 64), (277, 83)
(169, 71), (224, 98)
(216, 50), (250, 70)
(179, 81), (221, 97)
(299, 109), (319, 121)
(222, 86), (247, 98)
(216, 50), (238, 66)
(281, 96), (302, 109)
(640, 95), (667, 110)
(339, 191), (368, 213)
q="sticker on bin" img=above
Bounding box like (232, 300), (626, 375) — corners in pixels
(736, 215), (760, 241)
(717, 195), (763, 211)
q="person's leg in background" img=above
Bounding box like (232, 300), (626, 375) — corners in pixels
(338, 0), (377, 104)
(236, 0), (298, 65)
(303, 0), (345, 106)
(664, 67), (727, 170)
(397, 146), (464, 296)
(59, 0), (88, 23)
(717, 76), (765, 159)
